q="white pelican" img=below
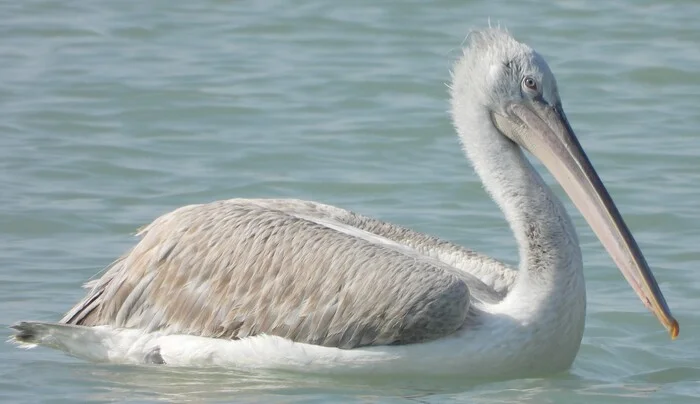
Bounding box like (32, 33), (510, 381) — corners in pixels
(12, 28), (678, 379)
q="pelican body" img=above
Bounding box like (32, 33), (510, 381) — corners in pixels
(12, 29), (677, 379)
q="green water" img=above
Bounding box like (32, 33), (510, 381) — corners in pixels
(1, 1), (699, 402)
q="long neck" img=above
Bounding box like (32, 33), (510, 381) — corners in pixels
(453, 108), (584, 302)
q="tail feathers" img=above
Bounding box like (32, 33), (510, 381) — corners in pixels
(11, 321), (83, 348)
(11, 322), (37, 345)
(9, 321), (114, 361)
(10, 321), (156, 364)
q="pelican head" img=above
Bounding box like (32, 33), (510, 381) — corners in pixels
(451, 29), (678, 338)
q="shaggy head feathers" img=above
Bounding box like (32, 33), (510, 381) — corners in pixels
(450, 29), (560, 113)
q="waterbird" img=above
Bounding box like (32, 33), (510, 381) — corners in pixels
(11, 28), (678, 379)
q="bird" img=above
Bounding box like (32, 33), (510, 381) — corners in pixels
(11, 28), (678, 379)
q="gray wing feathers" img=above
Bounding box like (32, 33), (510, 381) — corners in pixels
(61, 199), (474, 348)
(255, 199), (517, 298)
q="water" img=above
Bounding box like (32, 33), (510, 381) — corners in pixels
(1, 0), (699, 402)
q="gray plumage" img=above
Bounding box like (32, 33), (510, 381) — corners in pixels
(60, 199), (515, 349)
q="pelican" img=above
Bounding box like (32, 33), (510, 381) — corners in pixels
(11, 28), (678, 379)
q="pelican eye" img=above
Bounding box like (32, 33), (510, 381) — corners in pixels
(523, 77), (538, 91)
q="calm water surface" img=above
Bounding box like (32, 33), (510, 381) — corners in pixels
(1, 0), (699, 402)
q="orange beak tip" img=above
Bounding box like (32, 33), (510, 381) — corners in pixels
(669, 318), (679, 340)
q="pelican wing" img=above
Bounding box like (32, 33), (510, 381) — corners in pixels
(234, 199), (517, 295)
(61, 199), (502, 348)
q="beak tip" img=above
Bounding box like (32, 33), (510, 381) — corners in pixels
(669, 318), (679, 340)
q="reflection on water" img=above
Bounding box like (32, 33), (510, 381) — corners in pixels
(41, 361), (693, 403)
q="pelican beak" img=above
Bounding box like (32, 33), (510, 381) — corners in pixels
(493, 99), (678, 339)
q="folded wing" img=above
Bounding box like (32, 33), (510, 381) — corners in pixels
(61, 199), (493, 348)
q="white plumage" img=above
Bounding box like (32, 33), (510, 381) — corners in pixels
(12, 28), (676, 379)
